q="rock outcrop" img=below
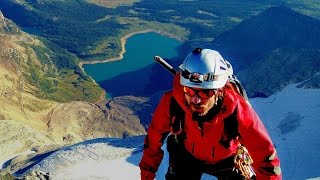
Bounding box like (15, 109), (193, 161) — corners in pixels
(0, 15), (148, 170)
(46, 98), (147, 144)
(0, 120), (55, 167)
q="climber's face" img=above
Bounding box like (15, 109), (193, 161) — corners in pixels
(184, 86), (217, 116)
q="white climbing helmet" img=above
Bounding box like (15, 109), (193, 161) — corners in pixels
(179, 48), (230, 89)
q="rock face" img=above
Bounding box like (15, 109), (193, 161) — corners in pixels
(18, 170), (51, 180)
(0, 29), (57, 123)
(0, 28), (59, 165)
(105, 95), (154, 129)
(47, 98), (147, 144)
(0, 17), (148, 168)
(0, 96), (149, 175)
(237, 48), (320, 97)
(47, 101), (106, 143)
(0, 120), (55, 166)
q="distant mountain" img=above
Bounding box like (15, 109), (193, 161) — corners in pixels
(208, 6), (320, 72)
(205, 6), (320, 97)
(237, 48), (320, 97)
(141, 6), (320, 99)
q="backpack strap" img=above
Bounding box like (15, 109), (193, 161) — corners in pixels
(228, 75), (249, 102)
(169, 97), (186, 142)
(225, 59), (249, 102)
(219, 107), (240, 148)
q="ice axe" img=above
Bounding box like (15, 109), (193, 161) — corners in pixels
(154, 56), (177, 75)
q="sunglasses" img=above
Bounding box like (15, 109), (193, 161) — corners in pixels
(183, 86), (217, 99)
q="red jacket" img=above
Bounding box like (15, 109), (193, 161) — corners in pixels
(139, 74), (281, 180)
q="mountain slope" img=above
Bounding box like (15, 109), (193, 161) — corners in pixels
(237, 48), (320, 97)
(209, 6), (320, 72)
(46, 97), (148, 144)
(0, 14), (105, 126)
(2, 81), (320, 179)
(119, 5), (320, 100)
(0, 14), (147, 166)
(0, 17), (58, 122)
(0, 13), (103, 104)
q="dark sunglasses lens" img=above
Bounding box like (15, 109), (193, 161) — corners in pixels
(184, 87), (196, 97)
(198, 90), (215, 98)
(184, 87), (216, 98)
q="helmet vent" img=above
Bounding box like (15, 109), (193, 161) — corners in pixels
(192, 47), (202, 55)
(220, 66), (226, 70)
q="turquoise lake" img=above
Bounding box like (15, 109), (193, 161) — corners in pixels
(83, 32), (182, 97)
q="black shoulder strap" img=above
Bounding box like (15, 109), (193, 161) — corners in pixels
(169, 97), (185, 136)
(229, 74), (249, 101)
(220, 107), (240, 148)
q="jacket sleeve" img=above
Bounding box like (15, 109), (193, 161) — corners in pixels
(139, 92), (172, 180)
(237, 100), (282, 180)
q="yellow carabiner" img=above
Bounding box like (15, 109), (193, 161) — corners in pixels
(233, 144), (255, 179)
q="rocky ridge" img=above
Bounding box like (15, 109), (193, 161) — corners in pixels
(0, 13), (148, 172)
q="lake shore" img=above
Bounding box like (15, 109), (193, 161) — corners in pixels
(78, 29), (182, 102)
(78, 29), (182, 73)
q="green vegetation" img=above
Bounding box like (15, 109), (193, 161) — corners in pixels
(1, 0), (320, 102)
(22, 41), (103, 103)
(283, 0), (320, 20)
(0, 0), (320, 60)
(25, 64), (103, 103)
(0, 0), (278, 61)
(86, 0), (141, 9)
(132, 0), (277, 39)
(28, 64), (57, 94)
(50, 69), (103, 102)
(2, 0), (320, 60)
(1, 0), (125, 59)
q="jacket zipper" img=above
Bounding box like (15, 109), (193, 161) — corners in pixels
(198, 121), (204, 136)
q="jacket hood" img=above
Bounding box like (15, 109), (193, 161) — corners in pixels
(172, 73), (189, 112)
